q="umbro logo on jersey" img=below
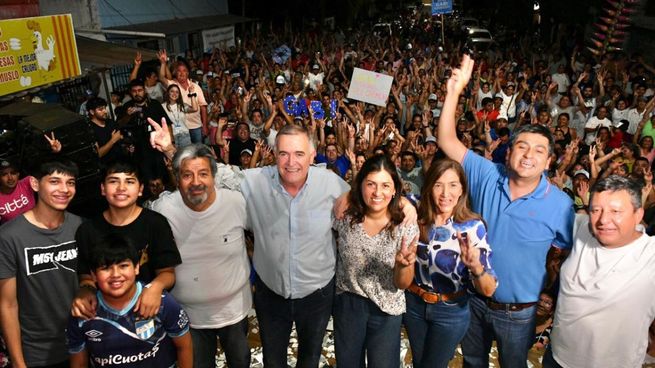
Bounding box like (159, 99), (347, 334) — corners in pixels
(85, 329), (103, 342)
(85, 330), (103, 338)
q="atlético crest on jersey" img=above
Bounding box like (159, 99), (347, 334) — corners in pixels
(134, 319), (155, 340)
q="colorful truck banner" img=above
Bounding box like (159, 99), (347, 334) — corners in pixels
(0, 14), (81, 96)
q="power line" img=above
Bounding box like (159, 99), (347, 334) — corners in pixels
(101, 0), (133, 25)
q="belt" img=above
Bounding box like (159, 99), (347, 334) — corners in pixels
(408, 283), (466, 304)
(484, 298), (537, 311)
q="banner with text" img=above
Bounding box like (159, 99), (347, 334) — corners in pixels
(347, 67), (393, 107)
(431, 0), (453, 15)
(0, 14), (81, 96)
(202, 26), (235, 51)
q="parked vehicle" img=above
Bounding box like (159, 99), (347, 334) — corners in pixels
(466, 27), (493, 50)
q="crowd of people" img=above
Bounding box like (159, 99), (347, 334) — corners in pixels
(1, 10), (655, 368)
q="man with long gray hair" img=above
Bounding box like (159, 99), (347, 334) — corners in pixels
(147, 118), (352, 368)
(152, 143), (252, 368)
(544, 175), (655, 368)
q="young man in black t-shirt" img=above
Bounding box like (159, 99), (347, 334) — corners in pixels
(117, 79), (172, 181)
(87, 97), (125, 164)
(71, 161), (181, 320)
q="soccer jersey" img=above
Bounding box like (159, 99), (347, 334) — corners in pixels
(67, 283), (189, 368)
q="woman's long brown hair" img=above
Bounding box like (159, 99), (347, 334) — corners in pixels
(417, 159), (481, 243)
(346, 154), (405, 235)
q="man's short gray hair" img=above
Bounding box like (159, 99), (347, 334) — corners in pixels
(590, 175), (643, 210)
(274, 124), (316, 152)
(172, 144), (217, 180)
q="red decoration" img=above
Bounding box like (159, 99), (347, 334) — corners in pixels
(589, 0), (639, 58)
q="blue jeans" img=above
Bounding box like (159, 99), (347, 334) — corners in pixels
(189, 317), (250, 368)
(334, 292), (402, 368)
(403, 291), (470, 368)
(461, 295), (536, 368)
(174, 132), (192, 148)
(253, 275), (334, 368)
(189, 127), (203, 143)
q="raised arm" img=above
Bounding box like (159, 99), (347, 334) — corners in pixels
(634, 98), (655, 144)
(263, 104), (277, 138)
(186, 84), (199, 113)
(129, 52), (142, 82)
(437, 54), (475, 163)
(214, 117), (228, 147)
(157, 50), (171, 88)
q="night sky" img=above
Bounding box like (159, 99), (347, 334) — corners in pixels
(228, 0), (599, 29)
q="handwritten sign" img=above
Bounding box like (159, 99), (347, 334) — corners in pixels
(0, 14), (81, 96)
(202, 26), (235, 51)
(347, 67), (393, 107)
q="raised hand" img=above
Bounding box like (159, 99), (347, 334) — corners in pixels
(550, 169), (566, 188)
(395, 235), (418, 267)
(157, 49), (168, 64)
(254, 139), (265, 153)
(345, 148), (356, 164)
(44, 132), (62, 153)
(457, 232), (482, 273)
(589, 144), (597, 161)
(218, 116), (228, 130)
(575, 180), (590, 199)
(447, 54), (475, 96)
(134, 52), (142, 66)
(347, 122), (356, 138)
(594, 137), (605, 152)
(415, 144), (427, 161)
(147, 117), (173, 153)
(488, 138), (501, 153)
(422, 109), (431, 125)
(261, 144), (273, 163)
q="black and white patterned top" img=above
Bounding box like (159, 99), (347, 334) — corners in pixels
(334, 215), (419, 316)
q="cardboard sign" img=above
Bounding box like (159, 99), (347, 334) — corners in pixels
(346, 68), (393, 107)
(202, 26), (235, 51)
(0, 14), (81, 96)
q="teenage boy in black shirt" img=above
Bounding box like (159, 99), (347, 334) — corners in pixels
(71, 160), (181, 320)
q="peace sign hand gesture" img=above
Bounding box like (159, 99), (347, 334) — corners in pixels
(395, 235), (418, 268)
(44, 132), (62, 153)
(457, 232), (483, 274)
(147, 117), (175, 157)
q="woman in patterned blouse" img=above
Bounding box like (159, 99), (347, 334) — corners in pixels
(333, 154), (419, 368)
(403, 159), (497, 368)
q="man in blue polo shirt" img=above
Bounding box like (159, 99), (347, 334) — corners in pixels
(315, 143), (350, 177)
(437, 54), (574, 367)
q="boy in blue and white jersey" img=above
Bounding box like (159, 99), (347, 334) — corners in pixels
(66, 233), (192, 368)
